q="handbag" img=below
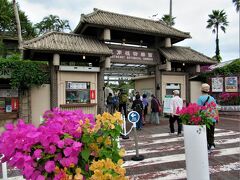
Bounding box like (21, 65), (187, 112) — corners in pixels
(158, 106), (162, 112)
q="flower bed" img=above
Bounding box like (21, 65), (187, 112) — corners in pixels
(218, 92), (240, 106)
(0, 108), (127, 180)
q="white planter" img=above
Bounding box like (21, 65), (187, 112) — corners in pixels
(183, 125), (210, 180)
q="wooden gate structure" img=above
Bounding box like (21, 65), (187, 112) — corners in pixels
(21, 8), (217, 117)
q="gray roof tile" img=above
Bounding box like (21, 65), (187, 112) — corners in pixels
(75, 8), (191, 39)
(23, 31), (112, 55)
(159, 46), (217, 64)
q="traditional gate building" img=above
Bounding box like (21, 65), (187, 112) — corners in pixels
(21, 8), (216, 125)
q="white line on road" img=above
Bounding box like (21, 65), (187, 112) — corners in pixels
(125, 138), (240, 156)
(123, 147), (240, 168)
(128, 162), (240, 180)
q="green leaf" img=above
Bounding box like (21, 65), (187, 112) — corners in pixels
(81, 148), (90, 161)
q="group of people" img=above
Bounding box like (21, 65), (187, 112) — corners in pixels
(107, 83), (218, 153)
(106, 89), (162, 130)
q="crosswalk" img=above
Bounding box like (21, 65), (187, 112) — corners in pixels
(120, 128), (240, 180)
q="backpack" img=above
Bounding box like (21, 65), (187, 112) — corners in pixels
(107, 96), (113, 104)
(112, 96), (119, 105)
(120, 94), (128, 104)
(134, 102), (143, 113)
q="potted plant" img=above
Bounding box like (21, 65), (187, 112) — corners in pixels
(177, 102), (218, 180)
(0, 108), (127, 180)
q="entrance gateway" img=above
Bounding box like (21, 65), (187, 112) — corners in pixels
(20, 8), (216, 122)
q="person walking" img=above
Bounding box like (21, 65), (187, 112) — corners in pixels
(169, 90), (183, 136)
(142, 94), (148, 124)
(131, 94), (143, 130)
(112, 93), (119, 113)
(150, 94), (161, 124)
(106, 93), (114, 114)
(197, 83), (219, 153)
(118, 89), (128, 119)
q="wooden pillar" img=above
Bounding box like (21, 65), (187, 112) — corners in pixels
(165, 38), (171, 47)
(155, 65), (161, 100)
(185, 73), (190, 105)
(97, 66), (105, 114)
(50, 54), (59, 108)
(196, 64), (200, 73)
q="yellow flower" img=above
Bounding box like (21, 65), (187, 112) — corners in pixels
(117, 159), (124, 166)
(97, 136), (103, 143)
(79, 120), (83, 125)
(104, 158), (115, 169)
(110, 124), (115, 129)
(74, 174), (83, 180)
(75, 168), (81, 174)
(115, 166), (126, 176)
(104, 137), (111, 145)
(119, 148), (125, 157)
(103, 173), (112, 179)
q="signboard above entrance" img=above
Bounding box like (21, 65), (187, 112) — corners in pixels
(110, 47), (157, 62)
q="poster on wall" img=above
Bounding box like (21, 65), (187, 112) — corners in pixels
(211, 77), (223, 92)
(225, 77), (238, 92)
(163, 95), (174, 114)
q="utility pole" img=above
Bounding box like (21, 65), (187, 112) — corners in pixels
(169, 0), (173, 26)
(13, 0), (23, 57)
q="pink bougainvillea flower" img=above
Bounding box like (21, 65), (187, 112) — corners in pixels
(33, 149), (42, 159)
(45, 161), (55, 173)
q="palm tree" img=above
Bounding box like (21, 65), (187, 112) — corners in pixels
(35, 15), (71, 35)
(206, 10), (229, 62)
(232, 0), (240, 12)
(161, 14), (176, 26)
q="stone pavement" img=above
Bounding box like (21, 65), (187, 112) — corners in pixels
(121, 115), (240, 180)
(0, 114), (239, 179)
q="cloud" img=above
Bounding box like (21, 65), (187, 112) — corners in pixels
(18, 0), (239, 61)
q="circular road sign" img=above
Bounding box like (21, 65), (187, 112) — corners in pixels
(128, 111), (140, 123)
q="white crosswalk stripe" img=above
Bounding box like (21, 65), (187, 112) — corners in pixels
(121, 128), (240, 179)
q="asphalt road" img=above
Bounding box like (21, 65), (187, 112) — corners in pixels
(121, 115), (240, 180)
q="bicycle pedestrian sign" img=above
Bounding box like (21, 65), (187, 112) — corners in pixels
(128, 111), (140, 123)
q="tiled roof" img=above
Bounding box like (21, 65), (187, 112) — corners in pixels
(23, 31), (112, 55)
(159, 46), (217, 64)
(75, 8), (191, 39)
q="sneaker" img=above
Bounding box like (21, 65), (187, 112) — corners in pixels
(210, 145), (215, 150)
(208, 149), (212, 154)
(177, 133), (183, 137)
(169, 132), (175, 136)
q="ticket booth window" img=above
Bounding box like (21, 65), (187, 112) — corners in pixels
(166, 83), (181, 95)
(66, 81), (90, 104)
(0, 89), (19, 113)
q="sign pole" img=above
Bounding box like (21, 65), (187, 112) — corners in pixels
(128, 111), (144, 161)
(121, 114), (129, 139)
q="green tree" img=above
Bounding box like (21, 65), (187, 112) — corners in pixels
(34, 15), (71, 35)
(233, 0), (240, 12)
(0, 0), (36, 38)
(161, 14), (175, 26)
(206, 10), (229, 62)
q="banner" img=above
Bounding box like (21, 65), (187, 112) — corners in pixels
(225, 77), (238, 92)
(211, 77), (223, 92)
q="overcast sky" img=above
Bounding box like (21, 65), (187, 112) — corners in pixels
(18, 0), (239, 61)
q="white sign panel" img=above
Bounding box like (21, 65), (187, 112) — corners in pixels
(66, 82), (87, 90)
(0, 89), (18, 97)
(163, 95), (173, 113)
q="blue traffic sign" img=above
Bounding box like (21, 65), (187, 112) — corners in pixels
(128, 111), (140, 123)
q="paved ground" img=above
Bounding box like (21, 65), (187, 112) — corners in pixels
(0, 114), (239, 180)
(121, 114), (240, 180)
